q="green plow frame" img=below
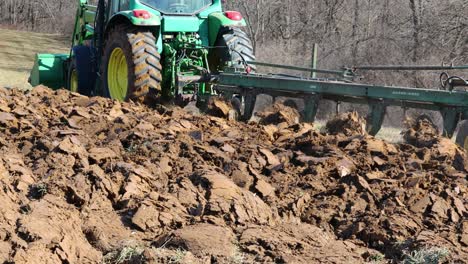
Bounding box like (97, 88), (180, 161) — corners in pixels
(215, 62), (468, 137)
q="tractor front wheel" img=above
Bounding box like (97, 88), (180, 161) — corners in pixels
(67, 46), (95, 96)
(67, 60), (79, 93)
(102, 25), (162, 103)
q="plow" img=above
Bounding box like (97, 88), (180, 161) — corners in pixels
(29, 0), (468, 149)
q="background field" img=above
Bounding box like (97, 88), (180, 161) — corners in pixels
(0, 28), (68, 89)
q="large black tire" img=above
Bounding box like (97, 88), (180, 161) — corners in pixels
(102, 24), (162, 102)
(210, 27), (256, 73)
(456, 121), (468, 151)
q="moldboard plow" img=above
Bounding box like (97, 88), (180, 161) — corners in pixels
(28, 0), (468, 150)
(215, 63), (468, 139)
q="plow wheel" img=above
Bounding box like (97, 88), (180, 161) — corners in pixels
(456, 121), (468, 151)
(102, 24), (162, 103)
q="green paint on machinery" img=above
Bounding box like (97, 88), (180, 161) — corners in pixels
(28, 0), (468, 149)
(217, 65), (468, 138)
(30, 0), (249, 101)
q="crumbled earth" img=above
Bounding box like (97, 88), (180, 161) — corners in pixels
(0, 86), (466, 263)
(403, 116), (440, 148)
(253, 102), (300, 126)
(326, 111), (367, 136)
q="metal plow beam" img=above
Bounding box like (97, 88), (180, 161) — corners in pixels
(216, 68), (468, 137)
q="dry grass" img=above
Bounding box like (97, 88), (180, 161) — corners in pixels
(402, 247), (450, 264)
(0, 28), (68, 89)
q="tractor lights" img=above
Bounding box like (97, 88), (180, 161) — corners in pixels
(133, 10), (151, 19)
(224, 11), (243, 21)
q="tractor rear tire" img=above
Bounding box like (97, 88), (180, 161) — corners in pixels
(211, 27), (256, 73)
(210, 28), (256, 118)
(456, 121), (468, 151)
(102, 24), (162, 103)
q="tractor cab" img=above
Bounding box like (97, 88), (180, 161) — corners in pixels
(141, 0), (213, 14)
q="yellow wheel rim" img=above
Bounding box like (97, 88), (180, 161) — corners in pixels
(70, 69), (78, 93)
(108, 47), (128, 101)
(464, 137), (468, 152)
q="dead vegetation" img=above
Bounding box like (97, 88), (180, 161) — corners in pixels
(0, 86), (466, 263)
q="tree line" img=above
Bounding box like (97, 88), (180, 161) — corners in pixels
(227, 0), (467, 87)
(0, 0), (76, 33)
(1, 0), (466, 87)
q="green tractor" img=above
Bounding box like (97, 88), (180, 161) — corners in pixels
(30, 0), (255, 103)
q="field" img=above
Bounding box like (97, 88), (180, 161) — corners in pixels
(0, 28), (68, 89)
(0, 29), (466, 263)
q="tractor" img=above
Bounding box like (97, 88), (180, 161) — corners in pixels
(30, 0), (255, 103)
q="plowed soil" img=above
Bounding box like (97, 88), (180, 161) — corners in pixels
(0, 86), (466, 263)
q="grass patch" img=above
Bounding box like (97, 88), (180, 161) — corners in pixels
(402, 247), (450, 264)
(369, 253), (385, 263)
(168, 248), (187, 264)
(229, 250), (246, 264)
(28, 183), (48, 199)
(0, 28), (68, 90)
(102, 245), (145, 264)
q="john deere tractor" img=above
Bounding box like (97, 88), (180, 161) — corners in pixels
(30, 0), (255, 103)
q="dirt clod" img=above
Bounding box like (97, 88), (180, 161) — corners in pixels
(0, 86), (466, 263)
(403, 116), (439, 147)
(255, 103), (300, 125)
(326, 111), (367, 136)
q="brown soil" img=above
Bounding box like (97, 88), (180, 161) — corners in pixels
(403, 116), (440, 148)
(326, 111), (367, 136)
(0, 86), (466, 263)
(254, 102), (300, 126)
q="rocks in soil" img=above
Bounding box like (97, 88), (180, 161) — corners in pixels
(0, 86), (466, 263)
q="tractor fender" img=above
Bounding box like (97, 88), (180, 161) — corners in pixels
(107, 12), (161, 29)
(208, 12), (247, 46)
(105, 12), (163, 55)
(72, 45), (96, 95)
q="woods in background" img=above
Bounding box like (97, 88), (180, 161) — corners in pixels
(0, 0), (466, 86)
(0, 0), (77, 34)
(227, 0), (467, 87)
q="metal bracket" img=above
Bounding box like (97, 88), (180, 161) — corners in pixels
(242, 89), (258, 121)
(367, 100), (387, 136)
(335, 101), (341, 114)
(441, 107), (460, 138)
(303, 94), (321, 122)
